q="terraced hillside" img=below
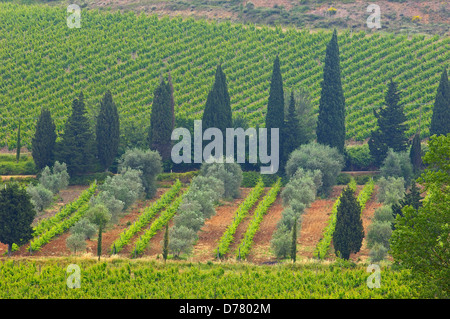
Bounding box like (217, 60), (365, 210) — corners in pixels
(0, 3), (448, 148)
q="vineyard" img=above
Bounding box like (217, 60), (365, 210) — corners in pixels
(0, 257), (421, 298)
(0, 3), (448, 148)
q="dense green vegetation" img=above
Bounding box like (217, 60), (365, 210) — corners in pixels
(0, 257), (422, 298)
(0, 3), (447, 149)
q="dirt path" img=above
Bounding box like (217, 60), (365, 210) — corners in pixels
(246, 193), (284, 264)
(190, 188), (252, 262)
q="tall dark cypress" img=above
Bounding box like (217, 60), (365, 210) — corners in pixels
(167, 71), (175, 129)
(202, 64), (232, 134)
(31, 107), (57, 171)
(57, 92), (96, 176)
(265, 55), (285, 170)
(16, 121), (21, 163)
(316, 29), (346, 153)
(283, 90), (301, 162)
(409, 133), (422, 173)
(96, 90), (120, 171)
(430, 68), (449, 137)
(332, 187), (364, 260)
(291, 217), (297, 263)
(369, 79), (408, 165)
(149, 77), (174, 162)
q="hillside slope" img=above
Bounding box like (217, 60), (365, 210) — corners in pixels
(0, 3), (448, 148)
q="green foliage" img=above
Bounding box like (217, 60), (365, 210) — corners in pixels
(373, 205), (395, 223)
(56, 92), (96, 176)
(200, 161), (242, 199)
(118, 148), (162, 199)
(367, 221), (392, 249)
(409, 133), (422, 173)
(0, 154), (36, 175)
(316, 29), (345, 153)
(344, 144), (374, 171)
(96, 90), (120, 171)
(430, 69), (449, 137)
(0, 182), (35, 254)
(376, 176), (405, 206)
(369, 79), (408, 166)
(38, 161), (69, 194)
(285, 142), (344, 196)
(202, 64), (232, 135)
(0, 4), (447, 149)
(70, 217), (97, 240)
(26, 183), (53, 212)
(332, 186), (364, 260)
(111, 180), (182, 254)
(29, 182), (97, 252)
(237, 178), (281, 260)
(31, 108), (56, 171)
(100, 168), (144, 210)
(65, 233), (87, 255)
(216, 178), (264, 258)
(168, 225), (197, 258)
(148, 77), (174, 162)
(369, 243), (389, 263)
(390, 134), (450, 297)
(380, 148), (413, 185)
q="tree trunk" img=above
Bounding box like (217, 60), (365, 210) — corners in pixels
(97, 226), (102, 261)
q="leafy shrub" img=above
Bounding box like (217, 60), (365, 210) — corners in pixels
(345, 144), (374, 171)
(66, 232), (87, 254)
(369, 243), (389, 262)
(90, 190), (125, 225)
(38, 161), (69, 194)
(70, 217), (97, 240)
(173, 201), (205, 232)
(373, 205), (394, 223)
(27, 184), (53, 212)
(336, 173), (351, 185)
(270, 225), (291, 259)
(118, 148), (162, 199)
(281, 168), (322, 212)
(380, 149), (413, 186)
(168, 225), (197, 257)
(377, 176), (405, 206)
(100, 168), (144, 210)
(285, 142), (344, 196)
(200, 160), (242, 199)
(366, 220), (393, 249)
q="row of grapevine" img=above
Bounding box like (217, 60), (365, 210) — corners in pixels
(215, 178), (265, 258)
(356, 178), (375, 213)
(110, 179), (182, 254)
(313, 179), (357, 260)
(29, 186), (98, 252)
(32, 182), (97, 238)
(236, 178), (282, 260)
(131, 189), (186, 257)
(0, 259), (421, 298)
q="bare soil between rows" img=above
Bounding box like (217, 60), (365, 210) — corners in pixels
(1, 185), (380, 264)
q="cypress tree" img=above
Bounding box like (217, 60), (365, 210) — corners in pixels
(409, 133), (422, 173)
(202, 64), (232, 134)
(283, 90), (301, 163)
(316, 29), (346, 153)
(16, 121), (21, 163)
(265, 55), (285, 170)
(430, 68), (449, 136)
(333, 187), (364, 260)
(149, 77), (174, 162)
(0, 183), (35, 256)
(96, 90), (120, 171)
(57, 92), (96, 176)
(32, 108), (57, 171)
(168, 71), (175, 129)
(291, 217), (297, 263)
(369, 79), (408, 166)
(163, 223), (169, 263)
